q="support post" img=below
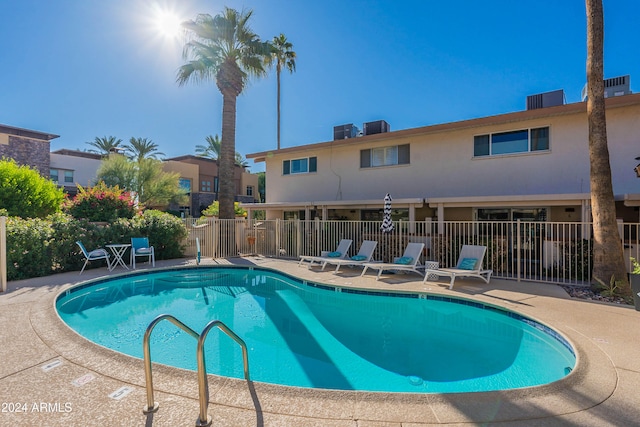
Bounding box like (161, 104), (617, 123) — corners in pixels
(1, 216), (6, 292)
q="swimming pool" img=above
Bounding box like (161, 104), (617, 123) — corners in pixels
(56, 266), (576, 394)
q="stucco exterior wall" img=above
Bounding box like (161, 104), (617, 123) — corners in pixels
(263, 100), (640, 204)
(50, 153), (102, 188)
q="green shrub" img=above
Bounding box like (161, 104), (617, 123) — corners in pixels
(201, 201), (247, 217)
(4, 210), (187, 280)
(6, 216), (54, 280)
(63, 181), (138, 222)
(132, 210), (187, 260)
(0, 159), (64, 218)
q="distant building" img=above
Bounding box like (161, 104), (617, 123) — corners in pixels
(163, 155), (260, 217)
(49, 149), (102, 195)
(0, 124), (58, 176)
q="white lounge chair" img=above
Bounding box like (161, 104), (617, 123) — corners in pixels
(424, 244), (493, 289)
(321, 240), (378, 273)
(76, 241), (111, 275)
(298, 239), (353, 268)
(361, 242), (425, 280)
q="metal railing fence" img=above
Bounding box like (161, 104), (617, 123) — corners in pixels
(183, 218), (640, 286)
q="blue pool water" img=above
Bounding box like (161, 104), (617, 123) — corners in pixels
(56, 267), (575, 393)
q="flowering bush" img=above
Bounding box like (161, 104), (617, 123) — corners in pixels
(63, 181), (138, 222)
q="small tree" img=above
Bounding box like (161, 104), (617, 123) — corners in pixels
(97, 155), (188, 209)
(0, 159), (64, 218)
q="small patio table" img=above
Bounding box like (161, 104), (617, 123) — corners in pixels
(106, 243), (131, 271)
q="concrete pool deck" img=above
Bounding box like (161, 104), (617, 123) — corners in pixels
(1, 256), (639, 426)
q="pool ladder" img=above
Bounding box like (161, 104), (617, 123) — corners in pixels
(142, 314), (250, 427)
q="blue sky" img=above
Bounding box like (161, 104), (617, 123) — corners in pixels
(1, 0), (638, 172)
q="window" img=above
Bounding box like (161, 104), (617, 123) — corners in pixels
(476, 208), (547, 221)
(64, 170), (74, 183)
(283, 156), (317, 175)
(474, 127), (549, 157)
(179, 178), (191, 194)
(246, 186), (254, 196)
(360, 144), (410, 168)
(201, 180), (211, 192)
(50, 169), (59, 182)
(213, 177), (219, 192)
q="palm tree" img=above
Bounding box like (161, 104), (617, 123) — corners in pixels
(195, 134), (221, 160)
(86, 136), (122, 155)
(235, 152), (249, 169)
(265, 34), (296, 150)
(124, 137), (165, 162)
(196, 134), (249, 170)
(177, 8), (269, 219)
(585, 0), (629, 296)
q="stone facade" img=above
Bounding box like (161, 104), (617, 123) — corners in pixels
(0, 125), (58, 176)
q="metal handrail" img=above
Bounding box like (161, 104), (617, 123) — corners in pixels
(143, 314), (199, 415)
(142, 314), (250, 427)
(196, 320), (250, 426)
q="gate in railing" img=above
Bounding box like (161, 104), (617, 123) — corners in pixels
(183, 218), (640, 286)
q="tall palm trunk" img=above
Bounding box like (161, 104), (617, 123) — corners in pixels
(276, 63), (282, 150)
(585, 0), (629, 295)
(219, 91), (237, 220)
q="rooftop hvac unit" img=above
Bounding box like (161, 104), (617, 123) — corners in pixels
(363, 120), (390, 136)
(526, 89), (565, 110)
(581, 75), (631, 101)
(333, 123), (359, 140)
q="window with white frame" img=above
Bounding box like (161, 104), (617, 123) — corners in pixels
(474, 127), (549, 157)
(50, 169), (59, 182)
(64, 170), (74, 183)
(283, 156), (317, 175)
(360, 144), (410, 168)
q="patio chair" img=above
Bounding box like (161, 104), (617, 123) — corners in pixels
(76, 241), (111, 275)
(423, 244), (492, 289)
(360, 242), (425, 280)
(130, 237), (155, 269)
(321, 240), (378, 273)
(298, 239), (353, 268)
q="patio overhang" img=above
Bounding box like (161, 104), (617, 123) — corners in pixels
(425, 193), (592, 208)
(623, 193), (640, 207)
(240, 198), (424, 210)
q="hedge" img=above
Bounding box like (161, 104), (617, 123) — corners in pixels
(5, 210), (187, 281)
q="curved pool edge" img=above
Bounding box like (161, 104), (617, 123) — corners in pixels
(36, 266), (617, 424)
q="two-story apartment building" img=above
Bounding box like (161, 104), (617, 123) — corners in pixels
(163, 155), (260, 217)
(245, 87), (640, 226)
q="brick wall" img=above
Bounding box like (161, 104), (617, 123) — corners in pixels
(0, 135), (51, 176)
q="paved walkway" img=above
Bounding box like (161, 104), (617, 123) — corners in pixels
(1, 256), (639, 426)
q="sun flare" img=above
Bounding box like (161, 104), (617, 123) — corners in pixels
(154, 9), (182, 39)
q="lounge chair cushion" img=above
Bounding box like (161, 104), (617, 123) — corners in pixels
(459, 258), (477, 270)
(328, 251), (342, 257)
(351, 255), (367, 261)
(395, 256), (413, 265)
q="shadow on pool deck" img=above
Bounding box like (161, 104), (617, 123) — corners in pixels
(1, 256), (639, 426)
